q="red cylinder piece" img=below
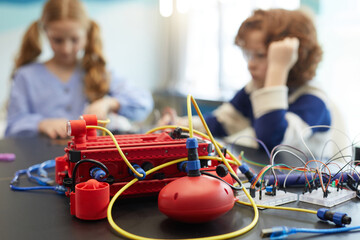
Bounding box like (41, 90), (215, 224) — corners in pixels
(74, 179), (110, 220)
(68, 120), (87, 148)
(55, 155), (68, 185)
(81, 114), (98, 139)
(158, 175), (235, 223)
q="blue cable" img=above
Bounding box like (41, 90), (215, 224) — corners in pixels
(10, 160), (65, 194)
(38, 159), (55, 177)
(10, 185), (66, 194)
(26, 160), (55, 185)
(230, 135), (271, 159)
(11, 169), (27, 183)
(261, 225), (360, 239)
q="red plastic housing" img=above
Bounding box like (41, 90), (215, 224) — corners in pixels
(56, 115), (221, 198)
(158, 175), (235, 223)
(70, 179), (109, 220)
(55, 115), (240, 221)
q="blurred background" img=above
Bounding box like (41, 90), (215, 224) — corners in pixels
(0, 0), (359, 140)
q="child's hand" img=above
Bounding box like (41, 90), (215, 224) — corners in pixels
(157, 107), (189, 127)
(267, 37), (299, 70)
(38, 118), (68, 139)
(157, 107), (178, 126)
(264, 37), (299, 87)
(84, 97), (120, 120)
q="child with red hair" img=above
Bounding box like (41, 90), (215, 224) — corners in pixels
(160, 9), (332, 156)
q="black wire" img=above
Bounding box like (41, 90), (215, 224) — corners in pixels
(71, 159), (109, 192)
(329, 159), (360, 183)
(324, 139), (360, 166)
(322, 140), (360, 181)
(200, 170), (243, 191)
(305, 159), (360, 191)
(229, 172), (244, 189)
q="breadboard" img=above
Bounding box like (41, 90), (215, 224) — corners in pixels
(237, 190), (297, 207)
(299, 187), (356, 207)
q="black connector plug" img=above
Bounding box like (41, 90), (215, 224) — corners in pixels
(317, 208), (351, 226)
(250, 188), (256, 198)
(216, 164), (229, 177)
(346, 174), (357, 191)
(170, 127), (183, 139)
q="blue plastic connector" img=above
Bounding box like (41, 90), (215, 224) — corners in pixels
(187, 160), (200, 171)
(178, 161), (188, 173)
(186, 137), (198, 149)
(186, 137), (200, 177)
(90, 167), (107, 181)
(265, 186), (273, 193)
(239, 163), (260, 187)
(177, 160), (201, 172)
(128, 164), (146, 180)
(317, 208), (351, 226)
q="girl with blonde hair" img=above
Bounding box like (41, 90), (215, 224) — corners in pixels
(6, 0), (153, 138)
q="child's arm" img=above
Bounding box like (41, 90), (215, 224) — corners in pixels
(84, 96), (120, 120)
(264, 37), (299, 87)
(252, 37), (300, 148)
(97, 72), (154, 122)
(38, 118), (68, 139)
(5, 69), (69, 139)
(5, 74), (44, 137)
(251, 87), (331, 151)
(251, 38), (330, 150)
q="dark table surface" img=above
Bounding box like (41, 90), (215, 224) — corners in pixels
(1, 136), (359, 240)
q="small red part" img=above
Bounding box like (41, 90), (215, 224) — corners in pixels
(68, 119), (87, 149)
(158, 175), (235, 223)
(55, 155), (68, 185)
(71, 179), (110, 220)
(81, 114), (98, 140)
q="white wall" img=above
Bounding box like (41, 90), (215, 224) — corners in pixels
(316, 0), (360, 142)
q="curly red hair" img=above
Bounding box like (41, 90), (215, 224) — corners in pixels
(235, 9), (322, 87)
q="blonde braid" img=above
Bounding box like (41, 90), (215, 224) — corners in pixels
(82, 20), (110, 102)
(13, 21), (42, 77)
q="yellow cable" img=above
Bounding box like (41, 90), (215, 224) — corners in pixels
(186, 95), (235, 175)
(97, 119), (110, 136)
(146, 125), (316, 214)
(88, 124), (238, 178)
(236, 200), (317, 214)
(97, 119), (111, 125)
(105, 94), (318, 239)
(198, 156), (238, 166)
(146, 125), (242, 167)
(187, 95), (194, 138)
(146, 93), (261, 238)
(106, 93), (260, 239)
(86, 125), (144, 178)
(108, 157), (259, 240)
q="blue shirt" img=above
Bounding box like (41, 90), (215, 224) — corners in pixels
(5, 62), (154, 137)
